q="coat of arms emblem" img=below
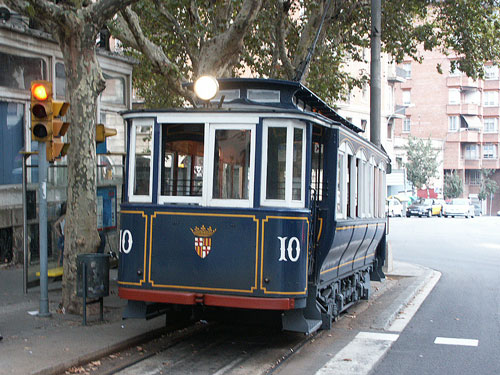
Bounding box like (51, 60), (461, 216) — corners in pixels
(190, 225), (216, 259)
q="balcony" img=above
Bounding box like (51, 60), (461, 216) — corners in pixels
(387, 66), (406, 83)
(464, 159), (481, 169)
(483, 132), (500, 143)
(483, 80), (500, 90)
(483, 107), (500, 116)
(447, 76), (483, 89)
(461, 104), (480, 116)
(482, 159), (500, 169)
(460, 130), (480, 143)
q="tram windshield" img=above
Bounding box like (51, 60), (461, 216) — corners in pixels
(161, 124), (204, 197)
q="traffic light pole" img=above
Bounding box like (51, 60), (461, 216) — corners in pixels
(38, 142), (51, 317)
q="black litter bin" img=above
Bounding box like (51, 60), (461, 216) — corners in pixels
(76, 253), (110, 325)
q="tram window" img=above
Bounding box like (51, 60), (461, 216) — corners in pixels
(311, 141), (324, 201)
(129, 121), (154, 202)
(336, 152), (345, 216)
(262, 120), (306, 207)
(161, 124), (204, 198)
(292, 128), (303, 200)
(212, 129), (251, 200)
(266, 127), (287, 200)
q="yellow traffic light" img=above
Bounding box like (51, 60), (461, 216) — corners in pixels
(96, 123), (117, 144)
(47, 100), (70, 162)
(31, 80), (53, 142)
(47, 138), (69, 162)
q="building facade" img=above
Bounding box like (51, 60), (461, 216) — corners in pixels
(0, 7), (134, 263)
(393, 48), (500, 214)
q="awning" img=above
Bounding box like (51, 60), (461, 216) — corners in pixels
(460, 115), (482, 130)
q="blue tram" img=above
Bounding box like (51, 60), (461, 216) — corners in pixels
(118, 78), (389, 334)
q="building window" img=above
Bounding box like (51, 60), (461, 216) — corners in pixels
(402, 90), (411, 105)
(484, 64), (499, 80)
(466, 170), (481, 185)
(448, 89), (461, 105)
(101, 73), (126, 106)
(387, 120), (393, 139)
(403, 117), (411, 133)
(402, 62), (411, 79)
(449, 116), (459, 132)
(0, 51), (47, 90)
(484, 91), (498, 107)
(464, 90), (480, 104)
(483, 144), (497, 159)
(55, 62), (66, 98)
(464, 144), (479, 160)
(0, 102), (24, 185)
(484, 118), (498, 133)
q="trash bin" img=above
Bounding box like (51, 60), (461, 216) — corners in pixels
(76, 253), (110, 325)
(77, 253), (110, 298)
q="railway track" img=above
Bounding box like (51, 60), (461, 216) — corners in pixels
(64, 315), (322, 375)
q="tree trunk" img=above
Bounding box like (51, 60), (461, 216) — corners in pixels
(57, 19), (105, 314)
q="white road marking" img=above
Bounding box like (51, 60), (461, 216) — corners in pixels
(314, 332), (400, 375)
(387, 270), (441, 332)
(434, 337), (479, 347)
(356, 332), (399, 341)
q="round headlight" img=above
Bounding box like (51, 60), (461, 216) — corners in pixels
(194, 75), (219, 101)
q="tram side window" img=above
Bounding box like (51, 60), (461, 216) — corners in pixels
(336, 151), (345, 217)
(212, 129), (251, 199)
(161, 124), (204, 198)
(311, 141), (324, 201)
(262, 120), (306, 207)
(292, 128), (303, 200)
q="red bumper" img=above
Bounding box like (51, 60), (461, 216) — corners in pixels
(119, 287), (295, 310)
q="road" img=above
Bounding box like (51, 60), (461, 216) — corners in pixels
(372, 216), (500, 375)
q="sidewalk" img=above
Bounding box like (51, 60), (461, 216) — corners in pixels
(0, 265), (164, 375)
(0, 261), (434, 375)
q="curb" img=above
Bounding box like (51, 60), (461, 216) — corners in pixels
(378, 267), (441, 331)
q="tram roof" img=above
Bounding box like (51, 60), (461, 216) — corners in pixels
(125, 78), (363, 133)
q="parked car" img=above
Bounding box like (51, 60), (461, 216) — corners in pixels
(443, 198), (475, 218)
(386, 198), (403, 217)
(431, 199), (446, 216)
(406, 198), (434, 217)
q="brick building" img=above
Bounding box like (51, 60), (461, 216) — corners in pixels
(393, 48), (500, 215)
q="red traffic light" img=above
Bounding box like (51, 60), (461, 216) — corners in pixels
(32, 83), (48, 101)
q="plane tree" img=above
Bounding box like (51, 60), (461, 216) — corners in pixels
(113, 0), (500, 107)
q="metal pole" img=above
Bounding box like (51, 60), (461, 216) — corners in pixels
(370, 0), (382, 147)
(22, 154), (28, 294)
(38, 143), (51, 317)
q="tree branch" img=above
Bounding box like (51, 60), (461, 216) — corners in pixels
(88, 0), (139, 29)
(152, 0), (199, 73)
(275, 0), (294, 78)
(119, 6), (193, 101)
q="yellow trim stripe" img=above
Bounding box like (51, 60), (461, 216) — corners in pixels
(320, 253), (375, 275)
(260, 216), (309, 295)
(148, 211), (259, 293)
(117, 210), (148, 286)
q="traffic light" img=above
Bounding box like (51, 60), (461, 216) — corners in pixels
(96, 123), (117, 144)
(31, 80), (53, 142)
(47, 100), (70, 162)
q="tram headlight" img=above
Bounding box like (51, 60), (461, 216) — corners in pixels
(194, 75), (219, 101)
